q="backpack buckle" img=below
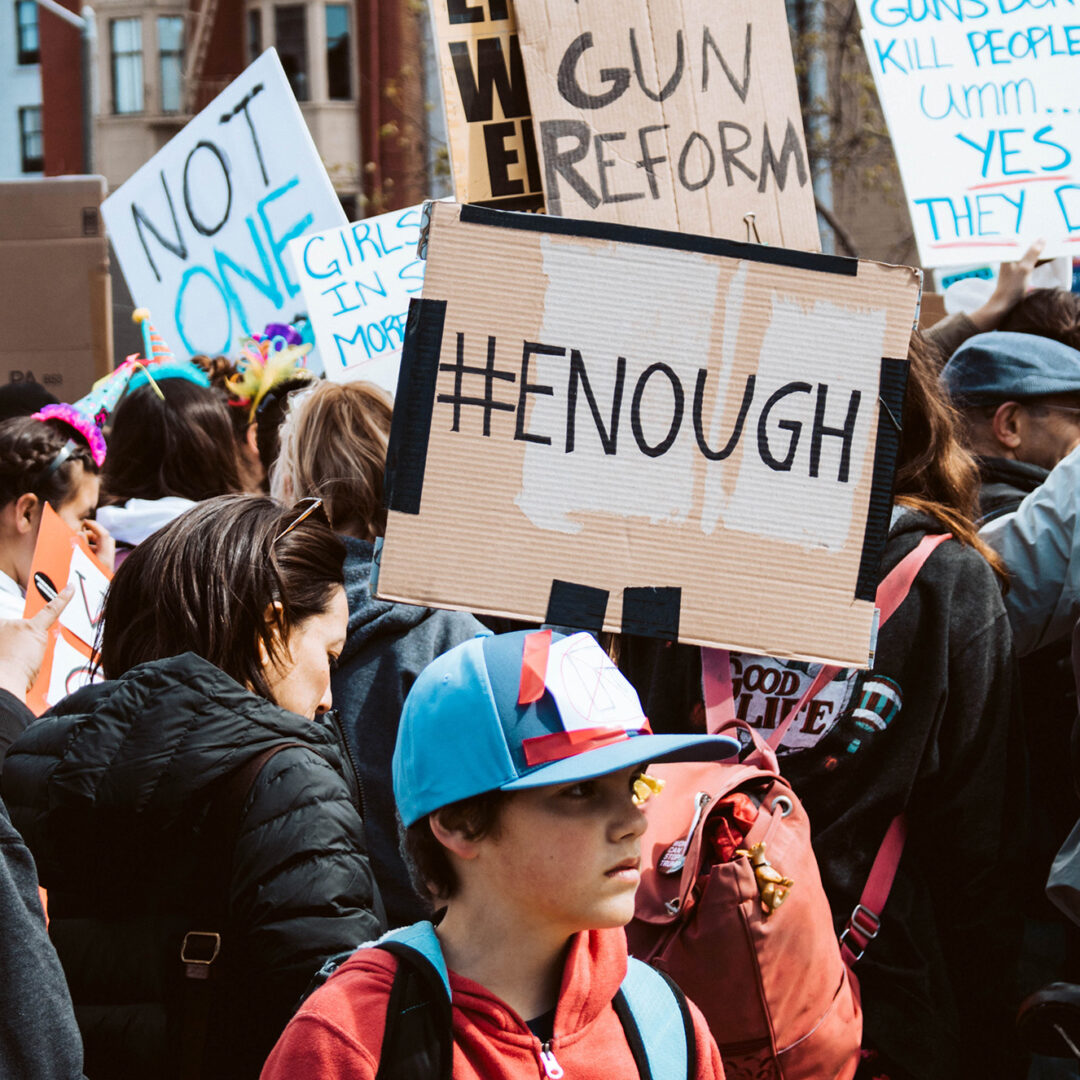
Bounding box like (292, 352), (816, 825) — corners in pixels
(181, 932), (221, 979)
(839, 904), (881, 963)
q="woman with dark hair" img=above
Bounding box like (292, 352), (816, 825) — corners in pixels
(621, 333), (1025, 1080)
(97, 379), (243, 549)
(1, 495), (386, 1079)
(0, 411), (112, 621)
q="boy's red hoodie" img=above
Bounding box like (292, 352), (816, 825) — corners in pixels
(261, 927), (725, 1080)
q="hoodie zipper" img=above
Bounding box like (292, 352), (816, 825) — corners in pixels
(327, 709), (367, 821)
(539, 1042), (564, 1079)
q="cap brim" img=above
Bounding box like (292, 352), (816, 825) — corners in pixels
(499, 732), (740, 791)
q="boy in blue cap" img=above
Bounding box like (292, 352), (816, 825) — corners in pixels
(262, 629), (735, 1080)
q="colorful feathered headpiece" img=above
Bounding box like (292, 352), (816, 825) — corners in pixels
(226, 322), (313, 423)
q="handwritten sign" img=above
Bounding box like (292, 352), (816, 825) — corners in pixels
(374, 202), (921, 667)
(856, 0), (1080, 267)
(287, 205), (425, 392)
(22, 504), (111, 715)
(430, 0), (544, 210)
(102, 49), (346, 359)
(513, 0), (820, 249)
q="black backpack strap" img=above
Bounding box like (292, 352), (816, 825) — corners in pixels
(178, 742), (308, 1080)
(374, 941), (454, 1080)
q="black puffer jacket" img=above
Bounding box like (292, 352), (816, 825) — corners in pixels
(1, 653), (386, 1080)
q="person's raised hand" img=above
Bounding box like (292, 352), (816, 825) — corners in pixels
(0, 585), (75, 702)
(80, 519), (116, 572)
(969, 239), (1046, 332)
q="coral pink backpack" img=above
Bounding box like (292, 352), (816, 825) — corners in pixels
(627, 535), (948, 1080)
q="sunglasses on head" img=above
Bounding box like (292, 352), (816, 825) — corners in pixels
(274, 497), (330, 544)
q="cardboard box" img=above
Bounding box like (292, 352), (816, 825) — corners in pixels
(0, 175), (113, 401)
(514, 0), (820, 249)
(374, 201), (922, 668)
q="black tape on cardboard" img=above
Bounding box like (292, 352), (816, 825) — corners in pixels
(459, 203), (856, 277)
(383, 298), (446, 515)
(545, 580), (609, 634)
(621, 587), (682, 641)
(855, 357), (909, 602)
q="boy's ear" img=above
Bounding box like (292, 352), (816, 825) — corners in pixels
(429, 811), (483, 862)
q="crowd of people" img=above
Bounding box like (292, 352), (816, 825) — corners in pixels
(1, 245), (1080, 1080)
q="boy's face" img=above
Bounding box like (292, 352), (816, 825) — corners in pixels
(469, 765), (649, 938)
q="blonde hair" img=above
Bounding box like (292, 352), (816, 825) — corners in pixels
(271, 381), (393, 541)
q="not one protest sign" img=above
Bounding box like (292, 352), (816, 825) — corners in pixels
(514, 0), (820, 249)
(102, 49), (346, 358)
(374, 201), (921, 667)
(288, 205), (426, 392)
(856, 0), (1080, 267)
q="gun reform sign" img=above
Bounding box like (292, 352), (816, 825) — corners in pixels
(513, 0), (820, 248)
(374, 202), (921, 668)
(431, 0), (544, 211)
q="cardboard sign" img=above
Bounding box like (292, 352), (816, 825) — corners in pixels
(287, 204), (426, 392)
(856, 1), (1080, 267)
(22, 504), (111, 715)
(513, 0), (820, 249)
(430, 0), (544, 211)
(102, 49), (346, 359)
(373, 201), (921, 667)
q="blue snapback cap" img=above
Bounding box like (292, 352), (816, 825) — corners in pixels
(393, 629), (740, 827)
(941, 331), (1080, 407)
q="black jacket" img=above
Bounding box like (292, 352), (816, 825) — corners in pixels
(1, 653), (386, 1080)
(332, 537), (484, 927)
(976, 456), (1048, 523)
(622, 510), (1026, 1080)
(0, 691), (85, 1079)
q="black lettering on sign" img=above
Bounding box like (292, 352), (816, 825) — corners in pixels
(557, 32), (630, 109)
(595, 133), (644, 204)
(630, 27), (684, 102)
(183, 141), (232, 238)
(757, 381), (812, 472)
(437, 332), (516, 435)
(515, 342), (563, 445)
(694, 372), (755, 461)
(449, 34), (530, 123)
(636, 124), (669, 199)
(678, 132), (715, 192)
(631, 362), (684, 458)
(484, 121), (525, 197)
(131, 172), (189, 283)
(701, 24), (752, 101)
(758, 119), (809, 194)
(810, 385), (861, 483)
(566, 350), (626, 455)
(718, 122), (757, 186)
(218, 82), (268, 186)
(448, 0), (508, 24)
(540, 120), (600, 215)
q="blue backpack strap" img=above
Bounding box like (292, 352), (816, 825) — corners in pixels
(614, 957), (694, 1080)
(365, 921), (452, 999)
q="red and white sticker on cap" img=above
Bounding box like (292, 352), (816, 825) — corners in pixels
(547, 633), (647, 734)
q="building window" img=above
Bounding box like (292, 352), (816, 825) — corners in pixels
(325, 4), (351, 100)
(247, 9), (262, 66)
(15, 0), (39, 65)
(19, 107), (43, 172)
(274, 5), (308, 102)
(111, 18), (144, 114)
(158, 16), (184, 113)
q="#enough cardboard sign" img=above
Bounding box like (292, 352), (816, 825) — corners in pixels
(373, 201), (921, 668)
(856, 0), (1080, 267)
(102, 49), (346, 359)
(514, 0), (820, 249)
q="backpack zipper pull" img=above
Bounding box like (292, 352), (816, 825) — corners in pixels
(539, 1042), (564, 1079)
